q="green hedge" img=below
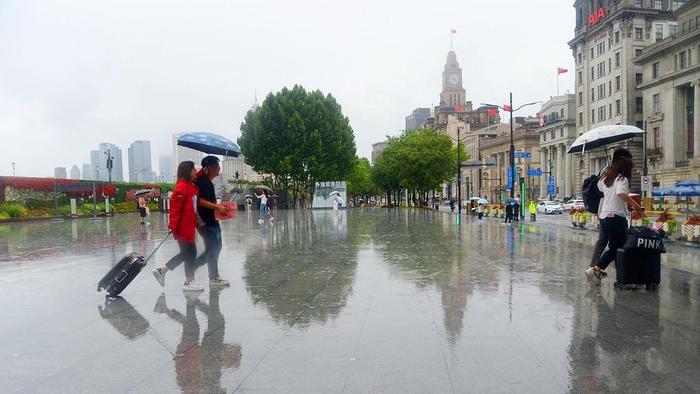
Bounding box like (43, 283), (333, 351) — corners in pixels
(0, 203), (27, 218)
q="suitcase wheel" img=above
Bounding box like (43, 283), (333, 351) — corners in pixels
(646, 284), (659, 291)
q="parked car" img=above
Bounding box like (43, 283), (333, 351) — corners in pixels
(537, 201), (564, 214)
(563, 198), (584, 211)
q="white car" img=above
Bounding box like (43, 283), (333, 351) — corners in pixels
(563, 198), (585, 211)
(537, 201), (564, 214)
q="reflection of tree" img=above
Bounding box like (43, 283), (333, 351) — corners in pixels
(243, 210), (360, 327)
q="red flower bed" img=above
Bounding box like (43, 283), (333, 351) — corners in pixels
(0, 176), (117, 197)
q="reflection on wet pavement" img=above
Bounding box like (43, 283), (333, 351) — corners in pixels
(0, 209), (699, 393)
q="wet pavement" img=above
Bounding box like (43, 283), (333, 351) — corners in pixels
(1, 208), (699, 393)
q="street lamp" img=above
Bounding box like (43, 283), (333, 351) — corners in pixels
(105, 150), (114, 183)
(481, 93), (541, 198)
(448, 126), (466, 215)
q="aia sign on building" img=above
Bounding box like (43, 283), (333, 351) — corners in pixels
(589, 7), (606, 27)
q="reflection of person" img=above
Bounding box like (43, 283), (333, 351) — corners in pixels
(194, 156), (231, 288)
(154, 291), (242, 393)
(152, 161), (203, 292)
(255, 190), (273, 224)
(245, 197), (252, 211)
(586, 148), (642, 285)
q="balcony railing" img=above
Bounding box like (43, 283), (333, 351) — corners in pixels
(647, 147), (663, 158)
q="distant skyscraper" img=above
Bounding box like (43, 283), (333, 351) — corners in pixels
(158, 155), (174, 183)
(90, 150), (102, 180)
(405, 108), (431, 130)
(98, 143), (124, 182)
(54, 167), (67, 179)
(128, 140), (154, 182)
(172, 133), (202, 172)
(70, 165), (80, 180)
(371, 140), (389, 165)
(82, 163), (92, 180)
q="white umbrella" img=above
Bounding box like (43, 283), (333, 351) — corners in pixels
(567, 125), (644, 154)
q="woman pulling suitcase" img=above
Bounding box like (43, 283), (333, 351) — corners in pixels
(585, 148), (642, 285)
(152, 161), (205, 292)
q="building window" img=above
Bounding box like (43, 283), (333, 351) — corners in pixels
(670, 24), (678, 37)
(609, 103), (612, 117)
(591, 109), (595, 123)
(635, 27), (643, 40)
(591, 88), (595, 102)
(609, 81), (612, 95)
(578, 91), (583, 105)
(636, 72), (643, 86)
(561, 108), (564, 118)
(652, 62), (660, 79)
(578, 112), (583, 126)
(636, 48), (643, 57)
(635, 0), (643, 7)
(591, 48), (595, 59)
(590, 67), (595, 80)
(614, 31), (620, 43)
(608, 58), (612, 73)
(616, 75), (621, 91)
(578, 53), (582, 63)
(578, 71), (582, 85)
(653, 93), (660, 113)
(654, 0), (662, 9)
(672, 1), (685, 11)
(543, 133), (546, 142)
(680, 50), (687, 68)
(636, 97), (643, 113)
(656, 24), (663, 42)
(654, 127), (661, 148)
(560, 128), (564, 138)
(551, 130), (555, 140)
(615, 51), (621, 66)
(616, 99), (621, 115)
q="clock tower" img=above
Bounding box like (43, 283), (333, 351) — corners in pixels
(439, 51), (465, 107)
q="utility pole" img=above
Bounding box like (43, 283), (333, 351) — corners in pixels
(105, 150), (113, 183)
(457, 126), (463, 215)
(509, 92), (515, 198)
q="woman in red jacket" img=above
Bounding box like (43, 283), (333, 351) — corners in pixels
(152, 161), (203, 292)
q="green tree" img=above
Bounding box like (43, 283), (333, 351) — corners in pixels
(346, 157), (374, 202)
(239, 86), (356, 207)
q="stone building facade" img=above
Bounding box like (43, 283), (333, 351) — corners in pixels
(535, 95), (578, 199)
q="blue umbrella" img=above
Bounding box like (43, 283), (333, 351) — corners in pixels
(477, 198), (488, 204)
(177, 132), (241, 157)
(652, 180), (700, 220)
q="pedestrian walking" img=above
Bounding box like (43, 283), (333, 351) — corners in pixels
(504, 202), (513, 223)
(152, 161), (204, 292)
(477, 203), (484, 220)
(588, 149), (633, 271)
(513, 201), (521, 222)
(529, 200), (537, 222)
(256, 190), (273, 223)
(194, 156), (232, 288)
(586, 148), (642, 285)
(450, 198), (455, 212)
(138, 195), (148, 224)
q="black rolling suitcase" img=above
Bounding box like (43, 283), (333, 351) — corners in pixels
(97, 232), (170, 297)
(614, 227), (665, 290)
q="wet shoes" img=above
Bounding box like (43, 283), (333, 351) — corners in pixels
(183, 282), (205, 292)
(585, 267), (604, 285)
(209, 277), (231, 287)
(152, 268), (166, 287)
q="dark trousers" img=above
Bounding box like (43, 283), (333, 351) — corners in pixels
(530, 213), (536, 222)
(598, 215), (628, 270)
(166, 241), (197, 278)
(196, 225), (222, 279)
(590, 224), (609, 267)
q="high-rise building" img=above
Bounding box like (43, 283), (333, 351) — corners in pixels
(221, 155), (262, 183)
(158, 155), (174, 183)
(634, 1), (700, 188)
(172, 133), (203, 173)
(82, 163), (92, 180)
(405, 108), (431, 130)
(98, 143), (124, 182)
(569, 0), (682, 192)
(128, 140), (154, 182)
(371, 141), (388, 165)
(70, 165), (80, 180)
(90, 150), (102, 180)
(54, 167), (67, 179)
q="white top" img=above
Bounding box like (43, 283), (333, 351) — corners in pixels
(597, 175), (630, 219)
(256, 193), (267, 204)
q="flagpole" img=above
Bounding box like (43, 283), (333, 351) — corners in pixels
(557, 73), (559, 96)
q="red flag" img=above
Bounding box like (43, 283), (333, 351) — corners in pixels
(450, 29), (457, 34)
(455, 104), (464, 112)
(487, 107), (498, 117)
(557, 67), (568, 75)
(503, 104), (512, 112)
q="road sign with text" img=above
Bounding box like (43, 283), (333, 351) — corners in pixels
(514, 152), (532, 159)
(527, 169), (542, 176)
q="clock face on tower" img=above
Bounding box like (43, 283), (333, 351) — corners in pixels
(448, 74), (459, 86)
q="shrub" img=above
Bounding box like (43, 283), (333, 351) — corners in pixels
(56, 205), (72, 216)
(0, 212), (9, 220)
(26, 207), (53, 217)
(0, 203), (27, 218)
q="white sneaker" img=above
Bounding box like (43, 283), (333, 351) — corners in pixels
(183, 282), (205, 292)
(209, 277), (231, 287)
(258, 219), (264, 224)
(585, 267), (602, 286)
(152, 268), (166, 287)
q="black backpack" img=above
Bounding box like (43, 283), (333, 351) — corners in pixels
(582, 174), (604, 214)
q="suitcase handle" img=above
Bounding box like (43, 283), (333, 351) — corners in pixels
(144, 231), (172, 264)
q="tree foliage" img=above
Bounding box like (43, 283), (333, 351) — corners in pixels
(371, 129), (466, 204)
(239, 85), (356, 207)
(346, 157), (374, 198)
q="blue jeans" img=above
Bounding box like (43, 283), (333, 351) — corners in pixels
(260, 203), (270, 219)
(196, 225), (222, 279)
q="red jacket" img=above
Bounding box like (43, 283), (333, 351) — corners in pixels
(169, 180), (198, 243)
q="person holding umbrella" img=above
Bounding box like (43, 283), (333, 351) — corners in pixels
(136, 190), (151, 225)
(255, 187), (273, 224)
(194, 156), (232, 288)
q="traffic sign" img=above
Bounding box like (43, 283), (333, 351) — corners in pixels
(507, 168), (513, 189)
(641, 176), (650, 185)
(548, 176), (556, 186)
(514, 151), (532, 159)
(547, 185), (556, 195)
(527, 169), (543, 176)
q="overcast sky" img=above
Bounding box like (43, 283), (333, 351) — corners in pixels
(0, 0), (575, 177)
